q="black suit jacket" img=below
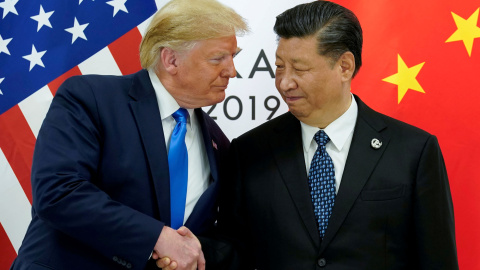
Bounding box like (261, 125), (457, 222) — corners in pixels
(11, 70), (230, 270)
(219, 95), (458, 270)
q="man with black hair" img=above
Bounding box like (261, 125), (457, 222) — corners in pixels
(217, 1), (458, 269)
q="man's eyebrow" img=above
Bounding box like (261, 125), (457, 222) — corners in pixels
(275, 53), (304, 64)
(211, 47), (242, 59)
(233, 47), (242, 58)
(290, 58), (306, 64)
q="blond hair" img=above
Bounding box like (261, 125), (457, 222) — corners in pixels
(139, 0), (248, 70)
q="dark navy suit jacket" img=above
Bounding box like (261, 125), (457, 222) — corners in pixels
(219, 95), (458, 270)
(11, 70), (230, 270)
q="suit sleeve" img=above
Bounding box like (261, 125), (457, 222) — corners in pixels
(414, 135), (458, 269)
(31, 77), (162, 269)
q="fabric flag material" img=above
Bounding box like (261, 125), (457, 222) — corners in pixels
(332, 1), (480, 269)
(1, 0), (479, 269)
(0, 0), (157, 268)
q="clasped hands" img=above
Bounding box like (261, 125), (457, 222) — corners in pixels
(153, 226), (205, 270)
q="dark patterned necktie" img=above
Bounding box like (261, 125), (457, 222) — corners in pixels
(308, 130), (336, 239)
(168, 108), (189, 229)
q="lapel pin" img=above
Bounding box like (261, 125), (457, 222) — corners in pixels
(371, 138), (382, 149)
(212, 140), (218, 150)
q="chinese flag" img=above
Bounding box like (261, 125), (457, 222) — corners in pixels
(332, 1), (480, 269)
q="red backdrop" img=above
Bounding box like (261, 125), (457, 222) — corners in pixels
(333, 1), (480, 269)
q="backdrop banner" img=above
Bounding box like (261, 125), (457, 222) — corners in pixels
(0, 0), (478, 269)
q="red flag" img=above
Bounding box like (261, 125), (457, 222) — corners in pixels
(332, 1), (480, 269)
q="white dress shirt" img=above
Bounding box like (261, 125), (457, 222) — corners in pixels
(301, 94), (358, 193)
(148, 69), (210, 224)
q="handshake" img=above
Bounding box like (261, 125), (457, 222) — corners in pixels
(153, 226), (205, 270)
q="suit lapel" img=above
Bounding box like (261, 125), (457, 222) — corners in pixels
(184, 109), (219, 232)
(320, 96), (391, 253)
(270, 113), (321, 249)
(128, 70), (171, 226)
(196, 109), (219, 183)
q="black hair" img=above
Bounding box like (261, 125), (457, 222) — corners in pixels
(274, 1), (363, 77)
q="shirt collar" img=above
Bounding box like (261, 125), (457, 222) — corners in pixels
(148, 69), (194, 126)
(301, 94), (358, 152)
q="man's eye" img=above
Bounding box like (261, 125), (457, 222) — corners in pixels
(212, 56), (225, 61)
(209, 58), (223, 63)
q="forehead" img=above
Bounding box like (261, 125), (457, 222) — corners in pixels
(189, 35), (238, 56)
(276, 36), (320, 62)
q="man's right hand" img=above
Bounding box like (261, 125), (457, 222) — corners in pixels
(152, 226), (205, 270)
(156, 256), (177, 270)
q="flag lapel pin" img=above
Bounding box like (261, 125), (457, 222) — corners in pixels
(212, 140), (218, 150)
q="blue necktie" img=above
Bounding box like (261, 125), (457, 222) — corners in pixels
(168, 108), (189, 229)
(308, 130), (336, 239)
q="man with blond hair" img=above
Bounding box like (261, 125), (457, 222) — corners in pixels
(10, 0), (247, 269)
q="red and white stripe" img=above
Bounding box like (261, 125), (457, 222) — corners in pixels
(0, 11), (156, 267)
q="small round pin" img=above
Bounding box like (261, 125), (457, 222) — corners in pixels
(371, 138), (382, 149)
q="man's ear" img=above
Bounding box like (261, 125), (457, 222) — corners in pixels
(160, 47), (180, 75)
(339, 51), (355, 81)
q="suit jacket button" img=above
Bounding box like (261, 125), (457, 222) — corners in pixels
(318, 258), (327, 267)
(113, 256), (118, 262)
(126, 263), (132, 269)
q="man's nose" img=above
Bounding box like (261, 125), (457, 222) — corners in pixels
(222, 58), (236, 78)
(277, 72), (297, 91)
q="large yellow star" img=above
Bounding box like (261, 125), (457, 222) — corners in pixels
(445, 8), (480, 57)
(382, 54), (425, 104)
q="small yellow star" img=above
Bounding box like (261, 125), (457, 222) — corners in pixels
(445, 8), (480, 57)
(382, 54), (425, 104)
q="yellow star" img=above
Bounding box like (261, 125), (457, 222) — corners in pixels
(445, 8), (480, 57)
(382, 54), (425, 104)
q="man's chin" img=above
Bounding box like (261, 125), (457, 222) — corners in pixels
(288, 108), (307, 119)
(215, 93), (227, 104)
(202, 96), (225, 108)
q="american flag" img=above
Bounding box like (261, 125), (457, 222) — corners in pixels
(0, 0), (158, 267)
